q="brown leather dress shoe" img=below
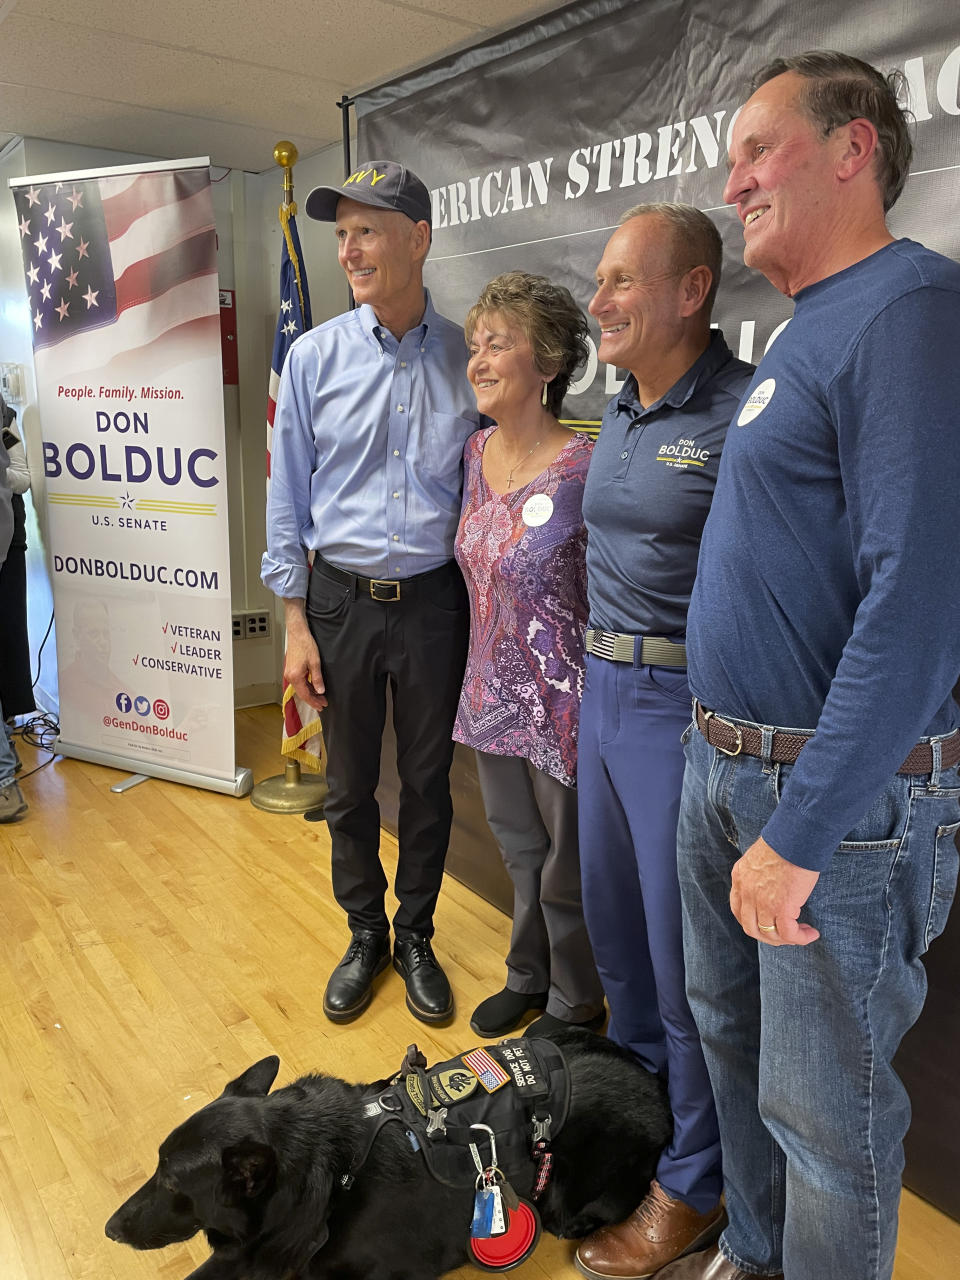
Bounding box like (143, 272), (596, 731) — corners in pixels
(654, 1243), (783, 1279)
(575, 1181), (725, 1279)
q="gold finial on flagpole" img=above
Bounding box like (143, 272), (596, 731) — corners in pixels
(274, 141), (298, 206)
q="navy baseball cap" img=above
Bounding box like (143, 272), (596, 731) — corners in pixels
(305, 160), (432, 225)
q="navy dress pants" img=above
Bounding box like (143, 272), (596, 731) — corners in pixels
(578, 653), (722, 1213)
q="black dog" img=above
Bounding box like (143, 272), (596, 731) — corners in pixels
(106, 1030), (671, 1280)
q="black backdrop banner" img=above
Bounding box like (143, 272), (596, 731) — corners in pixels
(357, 0), (960, 425)
(355, 0), (960, 1224)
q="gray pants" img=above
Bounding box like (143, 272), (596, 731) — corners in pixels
(474, 750), (604, 1022)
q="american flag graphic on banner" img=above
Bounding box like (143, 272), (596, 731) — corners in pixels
(9, 159), (240, 789)
(13, 166), (218, 374)
(268, 203), (323, 771)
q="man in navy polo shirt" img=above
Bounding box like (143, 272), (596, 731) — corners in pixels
(660, 53), (960, 1280)
(575, 204), (754, 1280)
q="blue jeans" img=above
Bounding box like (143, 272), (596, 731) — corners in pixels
(677, 721), (960, 1278)
(579, 656), (722, 1212)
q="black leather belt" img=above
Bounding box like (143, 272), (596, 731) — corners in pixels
(316, 556), (454, 602)
(694, 701), (960, 776)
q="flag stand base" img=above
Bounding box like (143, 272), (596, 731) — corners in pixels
(250, 759), (328, 815)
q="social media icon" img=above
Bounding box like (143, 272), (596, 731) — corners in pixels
(116, 692), (132, 713)
(134, 696), (151, 716)
(153, 699), (170, 721)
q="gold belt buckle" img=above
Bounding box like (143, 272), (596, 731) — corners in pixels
(370, 578), (401, 601)
(702, 708), (743, 757)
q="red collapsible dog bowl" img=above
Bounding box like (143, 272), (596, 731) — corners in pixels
(469, 1199), (541, 1271)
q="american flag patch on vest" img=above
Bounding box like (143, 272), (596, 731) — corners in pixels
(462, 1047), (510, 1093)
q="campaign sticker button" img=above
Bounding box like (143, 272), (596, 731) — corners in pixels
(522, 494), (553, 527)
(737, 377), (776, 426)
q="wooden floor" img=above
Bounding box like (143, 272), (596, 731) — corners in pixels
(0, 704), (956, 1280)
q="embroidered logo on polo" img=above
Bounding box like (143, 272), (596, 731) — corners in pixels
(656, 436), (710, 469)
(737, 377), (776, 426)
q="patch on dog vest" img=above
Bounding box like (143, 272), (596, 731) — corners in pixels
(495, 1042), (551, 1098)
(406, 1063), (482, 1113)
(358, 1037), (570, 1191)
(462, 1047), (509, 1093)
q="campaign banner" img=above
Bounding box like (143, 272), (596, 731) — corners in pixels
(9, 158), (246, 792)
(357, 0), (960, 428)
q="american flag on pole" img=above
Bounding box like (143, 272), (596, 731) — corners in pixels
(268, 202), (323, 770)
(12, 165), (219, 374)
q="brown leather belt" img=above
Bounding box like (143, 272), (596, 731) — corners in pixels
(695, 701), (960, 777)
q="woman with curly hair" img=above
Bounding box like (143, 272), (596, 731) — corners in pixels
(454, 271), (604, 1038)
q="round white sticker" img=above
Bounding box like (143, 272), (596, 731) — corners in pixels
(522, 493), (554, 527)
(737, 377), (776, 426)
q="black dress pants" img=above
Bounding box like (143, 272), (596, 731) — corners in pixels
(307, 559), (469, 937)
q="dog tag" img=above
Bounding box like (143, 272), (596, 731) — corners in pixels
(471, 1186), (496, 1239)
(487, 1183), (506, 1236)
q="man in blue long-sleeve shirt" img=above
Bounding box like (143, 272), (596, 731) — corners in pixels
(262, 162), (481, 1026)
(659, 53), (960, 1280)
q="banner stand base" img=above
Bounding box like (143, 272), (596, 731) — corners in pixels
(110, 773), (150, 794)
(56, 739), (254, 798)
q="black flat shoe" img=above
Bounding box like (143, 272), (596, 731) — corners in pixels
(393, 934), (454, 1024)
(525, 1008), (606, 1038)
(469, 987), (548, 1038)
(322, 930), (390, 1023)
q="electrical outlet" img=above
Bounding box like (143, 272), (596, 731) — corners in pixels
(232, 614), (243, 640)
(0, 363), (25, 403)
(244, 612), (271, 639)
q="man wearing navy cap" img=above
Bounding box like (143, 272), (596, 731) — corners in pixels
(262, 161), (481, 1025)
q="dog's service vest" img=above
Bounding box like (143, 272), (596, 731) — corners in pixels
(349, 1037), (570, 1189)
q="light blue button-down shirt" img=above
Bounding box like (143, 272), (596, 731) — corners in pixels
(262, 290), (481, 600)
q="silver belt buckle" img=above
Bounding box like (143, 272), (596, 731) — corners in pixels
(702, 708), (743, 757)
(587, 628), (632, 662)
(592, 629), (614, 660)
(370, 578), (400, 601)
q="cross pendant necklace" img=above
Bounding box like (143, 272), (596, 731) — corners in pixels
(501, 435), (541, 489)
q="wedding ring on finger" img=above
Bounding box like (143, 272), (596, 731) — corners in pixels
(757, 921), (778, 933)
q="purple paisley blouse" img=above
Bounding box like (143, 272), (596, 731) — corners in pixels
(453, 426), (593, 787)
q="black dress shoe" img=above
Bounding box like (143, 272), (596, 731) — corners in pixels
(322, 930), (390, 1023)
(525, 1008), (606, 1037)
(393, 934), (454, 1024)
(470, 987), (548, 1038)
